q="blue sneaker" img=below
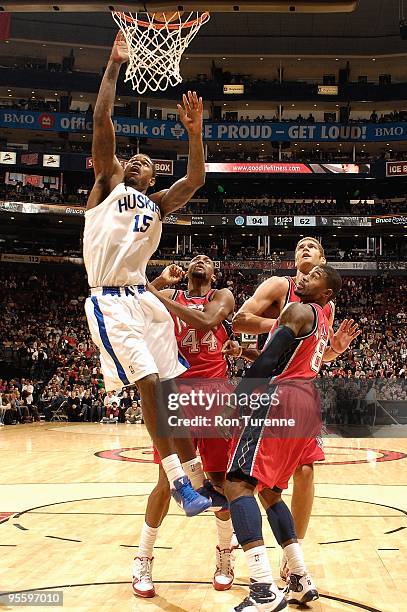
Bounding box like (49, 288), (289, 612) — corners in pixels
(197, 480), (229, 512)
(171, 476), (212, 517)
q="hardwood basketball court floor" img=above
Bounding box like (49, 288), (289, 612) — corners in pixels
(1, 422), (406, 611)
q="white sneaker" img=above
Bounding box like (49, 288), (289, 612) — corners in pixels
(286, 573), (318, 605)
(132, 556), (155, 598)
(233, 582), (287, 611)
(213, 545), (236, 591)
(0, 423), (4, 427)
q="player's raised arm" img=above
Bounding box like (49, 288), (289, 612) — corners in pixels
(151, 91), (205, 216)
(87, 33), (127, 210)
(148, 284), (235, 331)
(232, 276), (289, 334)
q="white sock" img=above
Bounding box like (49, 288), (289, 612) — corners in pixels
(245, 545), (273, 583)
(284, 542), (307, 575)
(138, 522), (159, 558)
(283, 538), (303, 561)
(181, 457), (205, 489)
(215, 517), (234, 550)
(161, 454), (185, 483)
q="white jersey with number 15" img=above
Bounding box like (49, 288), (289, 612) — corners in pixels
(83, 183), (162, 288)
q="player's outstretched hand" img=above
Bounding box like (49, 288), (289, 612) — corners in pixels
(222, 340), (241, 357)
(330, 318), (362, 354)
(159, 264), (185, 286)
(110, 32), (129, 65)
(177, 91), (203, 136)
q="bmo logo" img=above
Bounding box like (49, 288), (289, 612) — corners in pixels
(3, 113), (35, 125)
(38, 113), (55, 129)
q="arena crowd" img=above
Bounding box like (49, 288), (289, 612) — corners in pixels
(0, 266), (405, 426)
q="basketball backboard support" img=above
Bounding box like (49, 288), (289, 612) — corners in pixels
(0, 1), (358, 13)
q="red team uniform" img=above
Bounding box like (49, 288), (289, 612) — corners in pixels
(153, 289), (232, 472)
(284, 276), (333, 466)
(228, 301), (330, 492)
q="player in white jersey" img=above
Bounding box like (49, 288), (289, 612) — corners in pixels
(83, 33), (211, 517)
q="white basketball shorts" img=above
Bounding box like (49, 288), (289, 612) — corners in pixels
(85, 286), (188, 392)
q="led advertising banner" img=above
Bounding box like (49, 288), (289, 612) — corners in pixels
(386, 162), (407, 177)
(205, 163), (370, 174)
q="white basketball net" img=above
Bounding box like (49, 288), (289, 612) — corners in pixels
(112, 11), (210, 95)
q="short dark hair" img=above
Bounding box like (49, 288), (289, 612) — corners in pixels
(148, 157), (157, 178)
(319, 264), (342, 297)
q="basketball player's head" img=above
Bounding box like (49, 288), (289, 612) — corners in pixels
(295, 264), (342, 306)
(188, 255), (216, 284)
(123, 154), (156, 191)
(294, 237), (326, 273)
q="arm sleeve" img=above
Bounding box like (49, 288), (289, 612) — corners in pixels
(234, 325), (296, 398)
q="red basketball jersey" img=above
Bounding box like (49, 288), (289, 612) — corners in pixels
(265, 303), (330, 382)
(171, 289), (231, 379)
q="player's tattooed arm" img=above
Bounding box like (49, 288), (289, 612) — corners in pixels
(150, 92), (205, 216)
(232, 276), (289, 334)
(87, 33), (127, 209)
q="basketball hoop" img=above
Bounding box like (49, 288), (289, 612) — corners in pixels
(112, 10), (210, 95)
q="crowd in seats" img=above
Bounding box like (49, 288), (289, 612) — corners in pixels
(368, 110), (407, 123)
(316, 377), (407, 426)
(1, 236), (405, 264)
(0, 267), (405, 427)
(3, 96), (406, 126)
(3, 182), (407, 216)
(0, 183), (89, 206)
(218, 197), (407, 216)
(0, 266), (146, 425)
(0, 98), (60, 112)
(329, 276), (406, 379)
(206, 148), (401, 163)
(173, 197), (407, 217)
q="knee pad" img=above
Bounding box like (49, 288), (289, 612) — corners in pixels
(266, 500), (296, 546)
(230, 496), (263, 547)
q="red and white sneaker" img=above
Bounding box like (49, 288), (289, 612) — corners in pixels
(132, 556), (155, 598)
(213, 545), (236, 591)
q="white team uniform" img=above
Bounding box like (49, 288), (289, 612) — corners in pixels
(83, 182), (187, 392)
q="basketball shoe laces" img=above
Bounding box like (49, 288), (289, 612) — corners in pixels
(217, 547), (233, 577)
(137, 557), (153, 583)
(178, 479), (200, 503)
(235, 583), (277, 611)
